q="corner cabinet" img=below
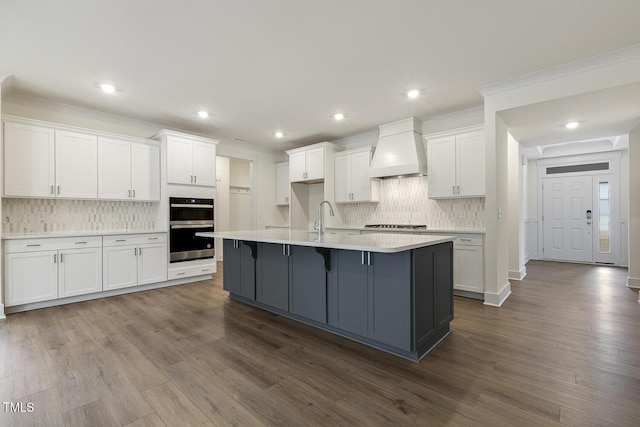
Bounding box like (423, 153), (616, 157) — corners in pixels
(334, 147), (380, 203)
(287, 144), (333, 183)
(275, 162), (290, 206)
(154, 130), (219, 187)
(425, 127), (485, 199)
(3, 236), (103, 307)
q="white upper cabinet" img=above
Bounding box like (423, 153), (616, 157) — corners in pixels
(275, 162), (289, 206)
(98, 136), (160, 201)
(98, 136), (131, 199)
(287, 145), (326, 183)
(426, 127), (485, 199)
(3, 121), (55, 197)
(55, 130), (98, 198)
(163, 132), (218, 187)
(3, 117), (159, 201)
(192, 141), (217, 186)
(131, 142), (160, 201)
(3, 122), (98, 199)
(4, 122), (98, 199)
(334, 147), (380, 203)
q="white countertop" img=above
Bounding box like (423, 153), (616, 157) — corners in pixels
(198, 230), (454, 253)
(2, 229), (168, 240)
(326, 226), (485, 235)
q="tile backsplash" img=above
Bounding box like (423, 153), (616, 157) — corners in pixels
(2, 198), (159, 234)
(342, 176), (485, 229)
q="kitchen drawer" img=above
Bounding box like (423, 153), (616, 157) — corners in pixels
(168, 261), (216, 280)
(453, 234), (483, 246)
(103, 233), (166, 247)
(4, 236), (102, 253)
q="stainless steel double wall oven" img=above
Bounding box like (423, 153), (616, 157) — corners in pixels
(169, 197), (215, 263)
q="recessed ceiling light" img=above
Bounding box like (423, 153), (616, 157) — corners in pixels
(274, 131), (284, 138)
(565, 122), (579, 129)
(407, 89), (420, 98)
(334, 113), (345, 121)
(197, 111), (209, 118)
(100, 83), (116, 94)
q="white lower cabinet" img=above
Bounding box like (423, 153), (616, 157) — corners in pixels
(453, 234), (484, 295)
(3, 237), (102, 306)
(103, 234), (167, 291)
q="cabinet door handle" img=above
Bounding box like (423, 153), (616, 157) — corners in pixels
(177, 272), (186, 276)
(201, 268), (210, 272)
(50, 185), (54, 195)
(361, 251), (365, 265)
(194, 175), (197, 183)
(134, 248), (137, 256)
(139, 247), (142, 255)
(148, 237), (158, 240)
(53, 253), (57, 263)
(282, 244), (286, 255)
(457, 185), (460, 195)
(116, 239), (126, 242)
(128, 189), (131, 197)
(60, 253), (64, 263)
(287, 244), (290, 256)
(57, 185), (61, 195)
(75, 241), (88, 245)
(26, 244), (41, 247)
(367, 252), (371, 266)
(132, 189), (136, 198)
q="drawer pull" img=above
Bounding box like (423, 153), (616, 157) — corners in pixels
(148, 237), (158, 240)
(26, 244), (41, 247)
(201, 269), (210, 272)
(115, 239), (127, 242)
(177, 272), (186, 276)
(75, 241), (88, 244)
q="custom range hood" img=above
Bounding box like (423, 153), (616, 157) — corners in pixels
(369, 117), (427, 179)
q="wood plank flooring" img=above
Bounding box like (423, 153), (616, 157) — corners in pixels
(1, 260), (639, 426)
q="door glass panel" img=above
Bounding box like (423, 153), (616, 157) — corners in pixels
(598, 182), (610, 253)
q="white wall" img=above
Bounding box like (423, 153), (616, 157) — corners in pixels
(628, 131), (640, 288)
(507, 133), (525, 280)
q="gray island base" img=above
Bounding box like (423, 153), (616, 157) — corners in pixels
(198, 230), (454, 362)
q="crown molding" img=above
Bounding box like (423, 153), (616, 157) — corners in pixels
(478, 43), (640, 96)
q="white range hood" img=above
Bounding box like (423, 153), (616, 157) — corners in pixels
(369, 117), (427, 179)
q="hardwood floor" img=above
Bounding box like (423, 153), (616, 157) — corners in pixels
(1, 260), (639, 426)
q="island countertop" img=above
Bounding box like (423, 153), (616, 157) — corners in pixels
(197, 229), (454, 253)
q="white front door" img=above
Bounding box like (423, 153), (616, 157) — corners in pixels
(542, 175), (593, 262)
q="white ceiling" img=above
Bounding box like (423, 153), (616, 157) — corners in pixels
(2, 0), (640, 150)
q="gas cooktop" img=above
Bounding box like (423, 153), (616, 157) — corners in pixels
(364, 224), (427, 230)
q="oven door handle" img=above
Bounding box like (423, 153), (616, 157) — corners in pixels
(170, 221), (214, 226)
(170, 224), (215, 229)
(170, 204), (214, 208)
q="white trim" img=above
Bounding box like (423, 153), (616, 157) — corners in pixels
(423, 124), (484, 140)
(478, 44), (640, 96)
(2, 114), (159, 145)
(0, 304), (5, 320)
(4, 275), (211, 314)
(152, 128), (219, 145)
(422, 105), (484, 125)
(508, 267), (527, 281)
(484, 281), (511, 307)
(627, 276), (640, 289)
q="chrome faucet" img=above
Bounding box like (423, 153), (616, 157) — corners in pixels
(314, 200), (335, 235)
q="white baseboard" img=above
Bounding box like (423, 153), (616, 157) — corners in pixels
(484, 282), (512, 307)
(627, 276), (640, 289)
(4, 275), (212, 314)
(0, 304), (5, 320)
(508, 267), (527, 281)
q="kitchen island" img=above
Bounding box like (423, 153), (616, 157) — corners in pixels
(197, 230), (455, 361)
